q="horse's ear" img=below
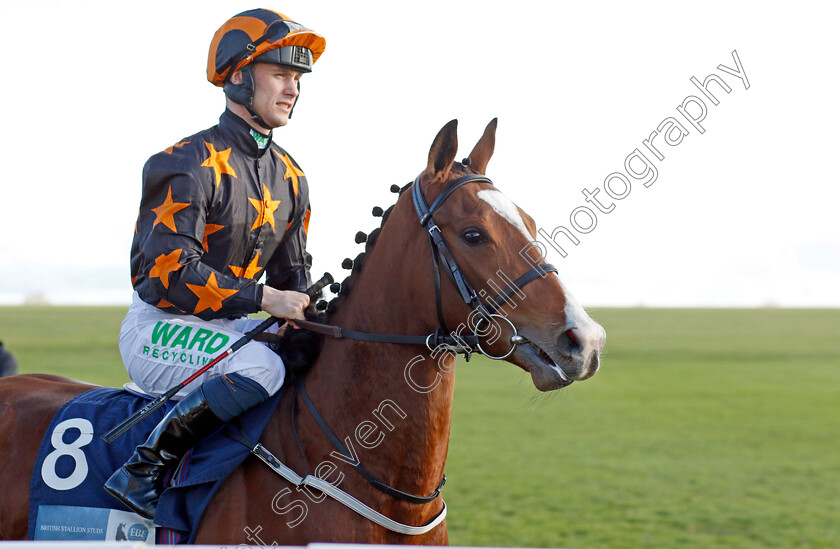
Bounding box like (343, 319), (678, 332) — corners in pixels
(426, 119), (459, 177)
(467, 118), (497, 174)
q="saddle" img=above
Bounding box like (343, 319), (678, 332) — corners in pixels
(28, 384), (282, 544)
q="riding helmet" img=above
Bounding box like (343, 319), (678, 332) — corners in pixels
(207, 9), (326, 113)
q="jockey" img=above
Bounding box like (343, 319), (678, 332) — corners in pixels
(104, 9), (326, 520)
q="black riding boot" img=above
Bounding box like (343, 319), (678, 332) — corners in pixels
(104, 388), (225, 519)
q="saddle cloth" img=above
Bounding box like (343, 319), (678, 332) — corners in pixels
(28, 386), (282, 544)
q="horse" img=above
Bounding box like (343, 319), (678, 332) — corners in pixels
(0, 119), (606, 544)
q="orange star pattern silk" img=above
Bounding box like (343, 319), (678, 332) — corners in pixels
(164, 140), (190, 154)
(248, 185), (282, 231)
(202, 224), (225, 252)
(149, 250), (183, 289)
(130, 110), (312, 320)
(186, 273), (239, 314)
(229, 253), (262, 279)
(275, 151), (305, 197)
(201, 142), (237, 187)
(151, 187), (190, 232)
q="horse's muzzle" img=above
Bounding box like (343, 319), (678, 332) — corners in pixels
(512, 321), (606, 391)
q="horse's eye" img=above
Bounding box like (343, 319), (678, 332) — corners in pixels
(462, 229), (486, 245)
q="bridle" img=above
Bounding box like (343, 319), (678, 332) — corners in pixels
(283, 170), (562, 515)
(411, 172), (558, 359)
(296, 171), (558, 360)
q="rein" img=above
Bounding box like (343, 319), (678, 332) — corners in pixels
(296, 379), (445, 504)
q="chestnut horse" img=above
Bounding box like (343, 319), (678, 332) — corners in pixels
(0, 119), (606, 544)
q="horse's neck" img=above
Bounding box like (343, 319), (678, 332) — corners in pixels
(307, 302), (454, 491)
(303, 208), (455, 498)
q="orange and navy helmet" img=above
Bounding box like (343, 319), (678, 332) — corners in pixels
(208, 9), (325, 85)
(208, 9), (326, 115)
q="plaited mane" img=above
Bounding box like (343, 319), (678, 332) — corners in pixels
(322, 181), (410, 317)
(272, 181), (411, 376)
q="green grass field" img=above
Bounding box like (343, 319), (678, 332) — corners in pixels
(1, 307), (838, 548)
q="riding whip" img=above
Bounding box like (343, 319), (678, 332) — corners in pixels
(102, 272), (333, 443)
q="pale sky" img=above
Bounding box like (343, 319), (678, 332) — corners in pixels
(1, 1), (838, 307)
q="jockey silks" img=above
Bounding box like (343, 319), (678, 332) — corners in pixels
(130, 109), (312, 320)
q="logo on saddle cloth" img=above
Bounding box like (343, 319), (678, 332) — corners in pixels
(139, 321), (231, 365)
(34, 505), (152, 543)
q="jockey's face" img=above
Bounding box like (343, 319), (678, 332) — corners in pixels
(250, 62), (301, 129)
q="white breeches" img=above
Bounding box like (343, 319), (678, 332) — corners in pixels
(118, 292), (285, 399)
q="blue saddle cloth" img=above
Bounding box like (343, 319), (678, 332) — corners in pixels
(28, 386), (282, 544)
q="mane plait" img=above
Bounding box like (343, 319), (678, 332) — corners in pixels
(322, 181), (411, 319)
(322, 166), (472, 316)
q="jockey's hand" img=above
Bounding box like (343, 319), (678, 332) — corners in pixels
(261, 287), (309, 325)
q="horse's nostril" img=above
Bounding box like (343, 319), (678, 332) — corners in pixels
(582, 350), (601, 380)
(558, 328), (582, 354)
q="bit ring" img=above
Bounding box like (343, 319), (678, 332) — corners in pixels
(475, 314), (519, 360)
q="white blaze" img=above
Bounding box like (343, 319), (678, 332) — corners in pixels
(477, 189), (533, 242)
(477, 189), (605, 349)
(553, 273), (603, 345)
